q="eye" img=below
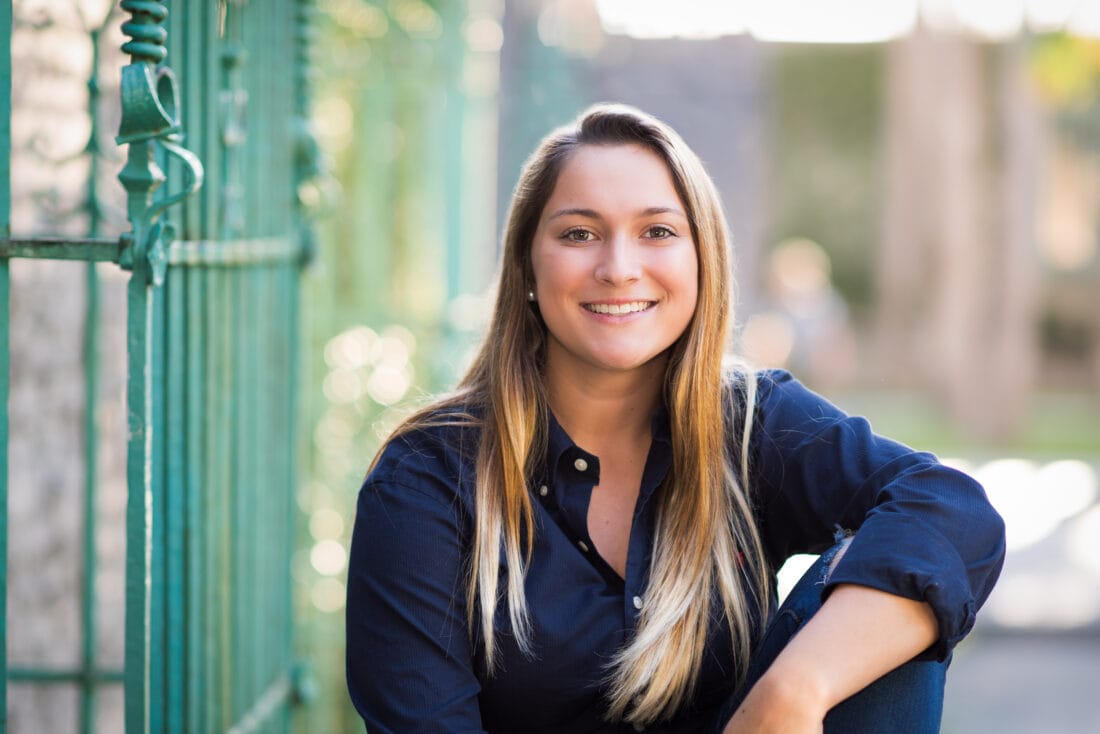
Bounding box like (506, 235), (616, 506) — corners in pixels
(645, 224), (675, 239)
(562, 227), (595, 243)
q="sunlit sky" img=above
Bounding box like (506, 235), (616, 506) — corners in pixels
(595, 0), (1100, 42)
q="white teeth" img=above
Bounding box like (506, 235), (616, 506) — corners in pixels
(585, 301), (653, 315)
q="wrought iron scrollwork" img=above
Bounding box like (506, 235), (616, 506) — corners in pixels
(116, 0), (204, 287)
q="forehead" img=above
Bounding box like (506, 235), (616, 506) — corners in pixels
(542, 143), (684, 214)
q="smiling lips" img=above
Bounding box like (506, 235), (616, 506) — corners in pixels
(582, 300), (656, 315)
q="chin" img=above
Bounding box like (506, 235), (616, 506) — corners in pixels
(588, 351), (665, 373)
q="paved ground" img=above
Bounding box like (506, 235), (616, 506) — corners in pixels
(942, 633), (1100, 733)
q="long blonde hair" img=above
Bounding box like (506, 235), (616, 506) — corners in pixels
(378, 104), (770, 727)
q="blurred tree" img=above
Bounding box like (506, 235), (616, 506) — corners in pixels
(1031, 32), (1100, 388)
(768, 43), (884, 321)
(876, 27), (1042, 439)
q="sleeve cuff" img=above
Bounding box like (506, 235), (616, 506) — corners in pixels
(820, 513), (978, 662)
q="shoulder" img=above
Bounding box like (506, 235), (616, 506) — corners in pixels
(739, 368), (849, 429)
(365, 403), (483, 509)
(725, 368), (860, 469)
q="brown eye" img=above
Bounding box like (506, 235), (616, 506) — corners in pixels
(646, 225), (674, 239)
(563, 228), (594, 243)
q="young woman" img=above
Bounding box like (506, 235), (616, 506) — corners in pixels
(345, 104), (1005, 733)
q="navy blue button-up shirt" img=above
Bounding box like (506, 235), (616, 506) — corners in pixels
(346, 370), (1005, 733)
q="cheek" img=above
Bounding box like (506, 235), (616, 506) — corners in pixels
(674, 258), (701, 331)
(532, 248), (587, 298)
(529, 243), (545, 285)
(530, 241), (562, 288)
(673, 250), (700, 312)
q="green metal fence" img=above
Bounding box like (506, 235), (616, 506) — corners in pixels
(1, 1), (315, 731)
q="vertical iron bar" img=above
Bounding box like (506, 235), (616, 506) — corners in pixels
(204, 266), (220, 734)
(259, 264), (274, 724)
(230, 267), (245, 724)
(158, 8), (184, 733)
(184, 264), (205, 734)
(217, 267), (232, 733)
(282, 264), (299, 734)
(202, 3), (222, 248)
(220, 1), (246, 723)
(181, 16), (201, 733)
(282, 263), (298, 734)
(245, 265), (259, 715)
(148, 270), (166, 734)
(80, 264), (100, 734)
(200, 4), (223, 731)
(164, 271), (186, 734)
(180, 16), (206, 724)
(289, 3), (313, 727)
(80, 14), (109, 732)
(123, 210), (156, 734)
(246, 1), (263, 711)
(175, 2), (200, 730)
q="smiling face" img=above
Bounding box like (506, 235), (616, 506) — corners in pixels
(530, 143), (699, 384)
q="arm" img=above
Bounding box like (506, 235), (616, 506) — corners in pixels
(723, 584), (938, 733)
(726, 370), (1005, 731)
(750, 370), (1005, 659)
(345, 442), (487, 734)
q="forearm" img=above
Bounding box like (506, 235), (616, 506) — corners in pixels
(723, 583), (939, 733)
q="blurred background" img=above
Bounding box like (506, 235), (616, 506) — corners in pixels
(6, 0), (1100, 731)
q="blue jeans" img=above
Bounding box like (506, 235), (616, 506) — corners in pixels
(713, 539), (949, 733)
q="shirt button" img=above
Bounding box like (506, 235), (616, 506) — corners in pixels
(632, 595), (643, 610)
(578, 540), (589, 552)
(574, 457), (588, 472)
(538, 484), (548, 497)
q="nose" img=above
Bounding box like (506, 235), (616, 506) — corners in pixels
(593, 234), (642, 286)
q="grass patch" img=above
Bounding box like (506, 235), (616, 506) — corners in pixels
(832, 390), (1100, 461)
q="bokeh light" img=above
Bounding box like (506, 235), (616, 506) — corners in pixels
(977, 459), (1097, 552)
(986, 571), (1100, 629)
(310, 508), (346, 541)
(465, 17), (504, 53)
(311, 578), (347, 614)
(365, 365), (410, 406)
(1067, 504), (1100, 573)
(310, 539), (348, 577)
(741, 312), (795, 368)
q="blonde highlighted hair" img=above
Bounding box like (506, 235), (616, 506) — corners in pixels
(378, 104), (770, 727)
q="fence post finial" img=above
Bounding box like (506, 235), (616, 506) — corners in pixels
(116, 0), (203, 286)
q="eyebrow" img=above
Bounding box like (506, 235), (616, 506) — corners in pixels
(545, 206), (687, 222)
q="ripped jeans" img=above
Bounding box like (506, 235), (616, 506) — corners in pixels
(712, 537), (949, 733)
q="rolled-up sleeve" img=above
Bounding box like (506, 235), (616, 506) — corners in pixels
(345, 438), (487, 733)
(750, 370), (1006, 661)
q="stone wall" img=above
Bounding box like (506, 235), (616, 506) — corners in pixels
(8, 2), (128, 730)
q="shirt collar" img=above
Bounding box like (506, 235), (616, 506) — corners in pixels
(542, 404), (673, 498)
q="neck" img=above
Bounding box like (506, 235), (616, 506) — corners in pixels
(544, 355), (665, 453)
